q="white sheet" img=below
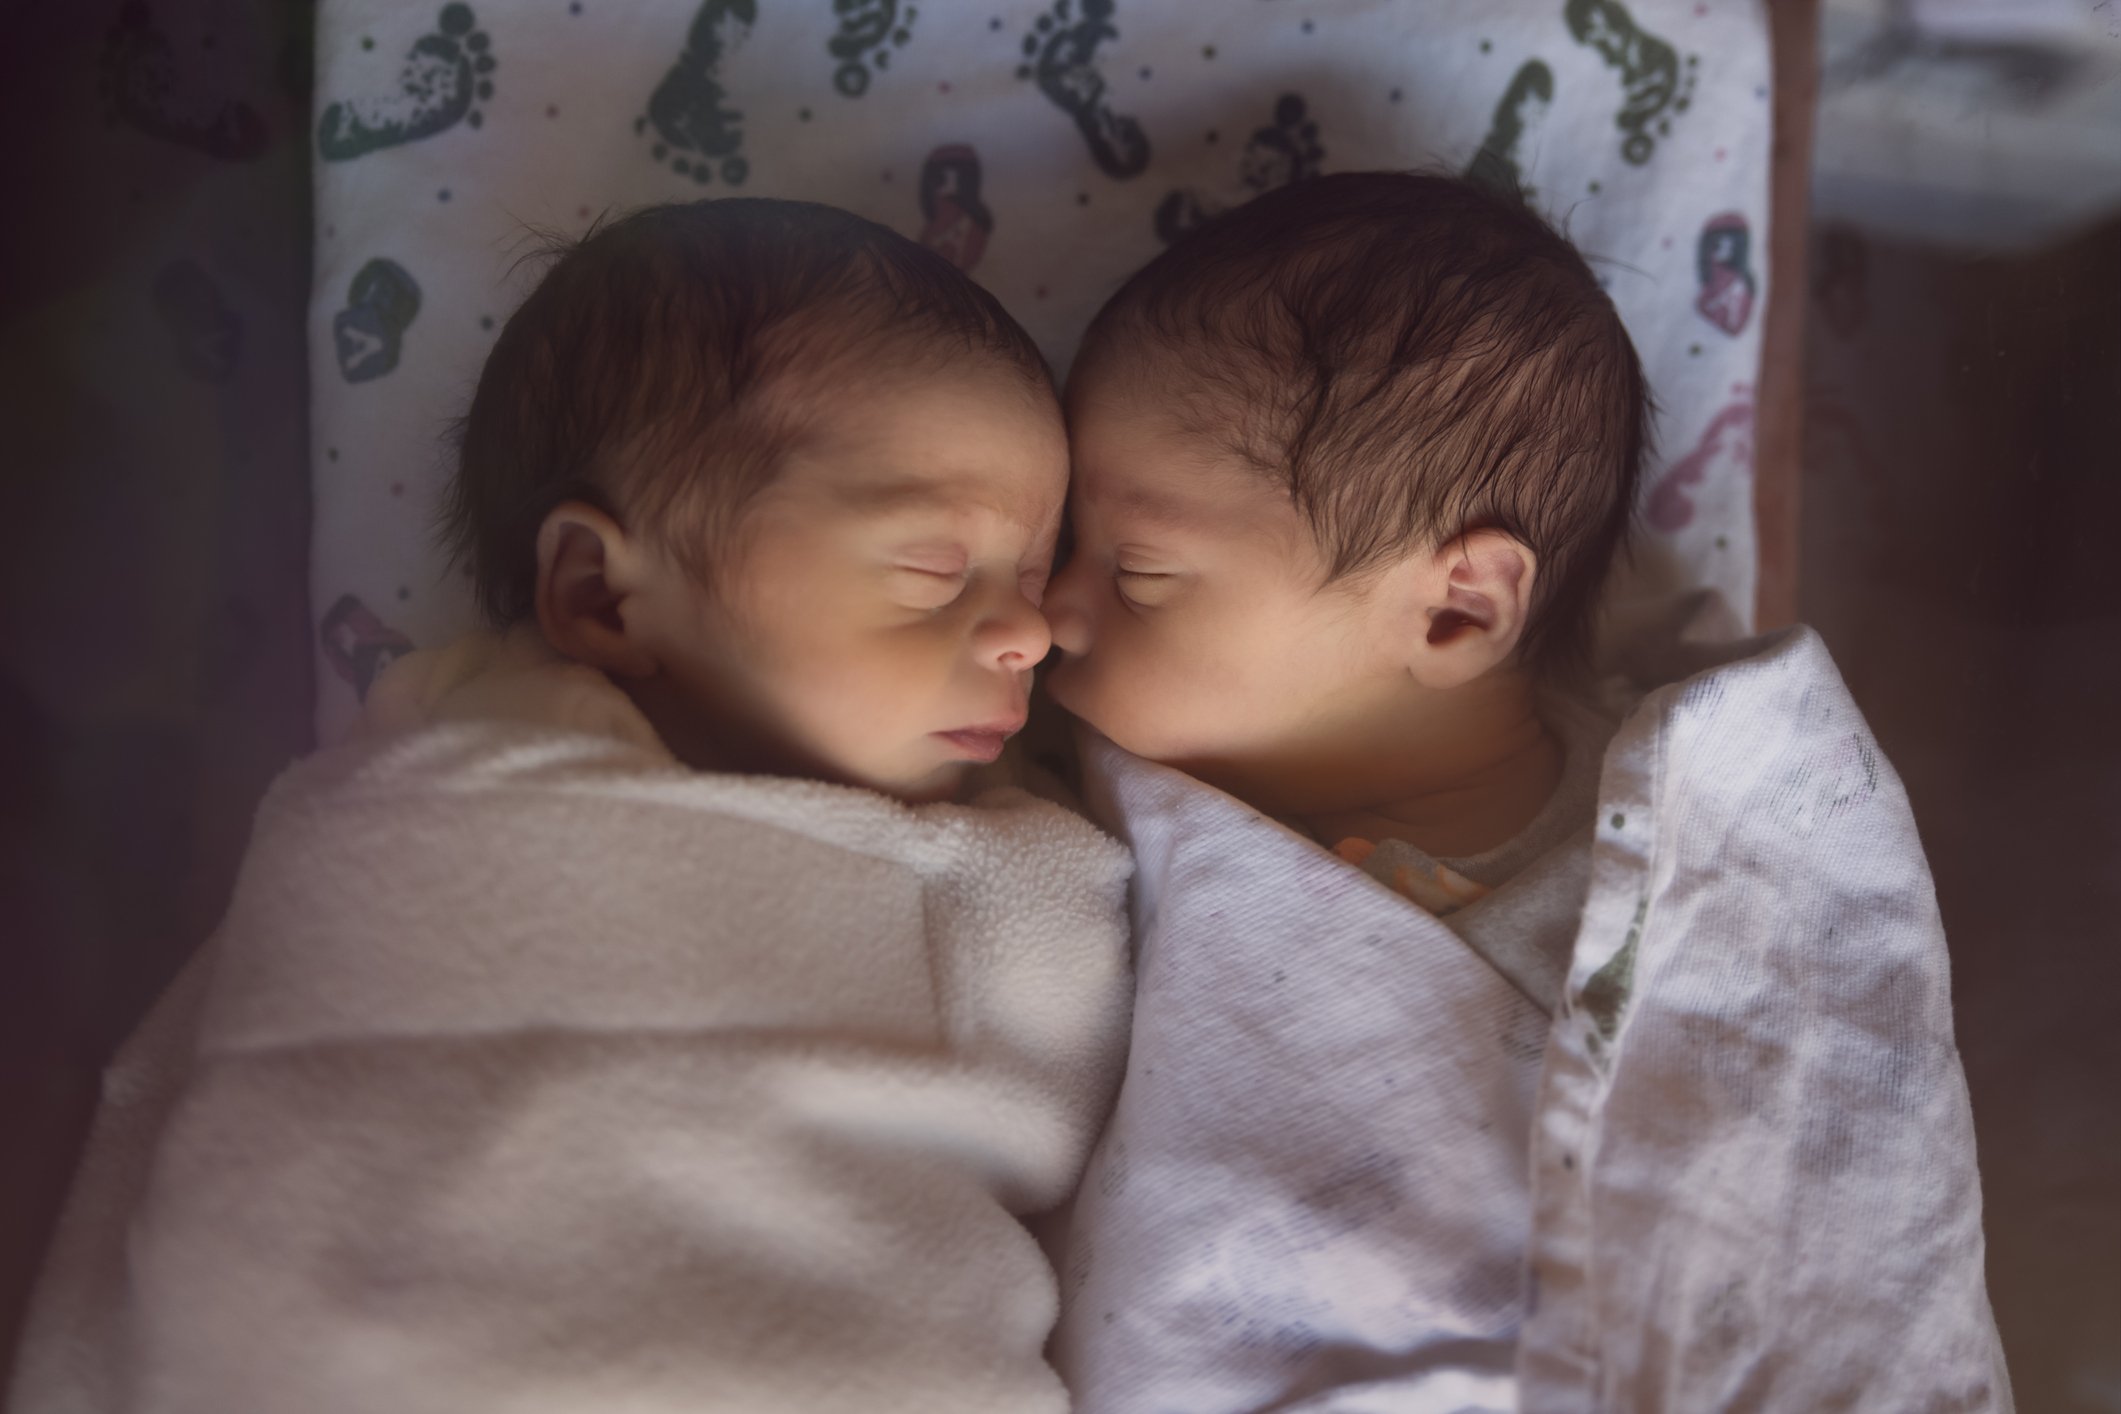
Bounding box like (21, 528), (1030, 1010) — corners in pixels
(1052, 599), (2012, 1412)
(10, 677), (1133, 1412)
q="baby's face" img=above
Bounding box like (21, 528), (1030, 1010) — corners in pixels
(651, 364), (1066, 801)
(1044, 363), (1413, 774)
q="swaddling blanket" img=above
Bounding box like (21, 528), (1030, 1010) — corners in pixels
(1053, 613), (2009, 1412)
(11, 715), (1133, 1412)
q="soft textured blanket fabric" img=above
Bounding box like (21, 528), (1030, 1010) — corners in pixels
(1052, 604), (2010, 1412)
(12, 698), (1133, 1411)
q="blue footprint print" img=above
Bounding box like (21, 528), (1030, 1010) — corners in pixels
(829, 0), (918, 98)
(333, 259), (421, 383)
(1015, 0), (1149, 180)
(153, 260), (242, 383)
(639, 0), (754, 186)
(99, 1), (269, 160)
(317, 3), (495, 162)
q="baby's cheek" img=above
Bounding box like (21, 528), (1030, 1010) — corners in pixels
(1093, 623), (1216, 753)
(803, 638), (920, 734)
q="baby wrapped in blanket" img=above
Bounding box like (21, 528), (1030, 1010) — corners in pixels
(1040, 174), (2011, 1411)
(11, 201), (1131, 1413)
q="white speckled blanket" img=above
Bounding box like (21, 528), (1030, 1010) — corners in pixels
(1050, 602), (2011, 1412)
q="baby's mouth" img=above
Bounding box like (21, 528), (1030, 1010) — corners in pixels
(935, 717), (1026, 763)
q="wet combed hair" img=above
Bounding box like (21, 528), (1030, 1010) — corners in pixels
(444, 198), (1053, 625)
(1073, 170), (1651, 675)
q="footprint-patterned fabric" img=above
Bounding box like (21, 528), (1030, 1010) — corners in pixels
(318, 2), (496, 160)
(310, 0), (1772, 740)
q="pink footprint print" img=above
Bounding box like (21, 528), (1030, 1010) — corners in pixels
(918, 144), (993, 272)
(1647, 385), (1753, 533)
(1695, 211), (1757, 336)
(319, 593), (415, 701)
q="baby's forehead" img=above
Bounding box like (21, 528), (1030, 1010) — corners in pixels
(777, 413), (1066, 542)
(785, 347), (1061, 457)
(1067, 432), (1314, 562)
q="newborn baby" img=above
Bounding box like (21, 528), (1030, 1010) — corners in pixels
(1047, 170), (1643, 1004)
(408, 196), (1069, 800)
(12, 200), (1132, 1414)
(1042, 173), (2006, 1411)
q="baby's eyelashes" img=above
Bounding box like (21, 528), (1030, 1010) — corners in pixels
(1114, 568), (1180, 608)
(892, 565), (969, 610)
(890, 557), (1054, 613)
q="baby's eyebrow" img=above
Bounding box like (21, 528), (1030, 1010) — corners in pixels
(840, 477), (1045, 533)
(837, 479), (970, 512)
(1081, 483), (1199, 531)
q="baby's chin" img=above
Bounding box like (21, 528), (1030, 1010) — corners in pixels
(838, 753), (969, 806)
(894, 763), (970, 805)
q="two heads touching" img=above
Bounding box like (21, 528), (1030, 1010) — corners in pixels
(444, 171), (1646, 857)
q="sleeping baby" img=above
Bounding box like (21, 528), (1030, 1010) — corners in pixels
(10, 199), (1133, 1414)
(1047, 171), (1639, 999)
(1042, 173), (2008, 1411)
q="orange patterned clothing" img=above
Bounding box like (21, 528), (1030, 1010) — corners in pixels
(1332, 836), (1495, 917)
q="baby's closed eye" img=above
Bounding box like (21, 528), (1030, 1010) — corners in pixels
(890, 556), (1051, 612)
(1114, 566), (1181, 608)
(892, 561), (969, 610)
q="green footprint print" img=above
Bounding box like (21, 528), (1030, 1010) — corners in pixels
(639, 0), (754, 185)
(317, 3), (495, 161)
(829, 0), (918, 98)
(99, 1), (270, 160)
(1015, 0), (1149, 180)
(1563, 0), (1695, 166)
(332, 259), (421, 383)
(1465, 59), (1553, 197)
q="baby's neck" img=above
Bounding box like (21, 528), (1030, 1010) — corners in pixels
(1298, 722), (1562, 860)
(1206, 669), (1563, 861)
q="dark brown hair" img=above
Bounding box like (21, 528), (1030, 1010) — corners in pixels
(1073, 171), (1651, 674)
(444, 198), (1052, 625)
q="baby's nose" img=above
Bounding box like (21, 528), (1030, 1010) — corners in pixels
(981, 585), (1053, 672)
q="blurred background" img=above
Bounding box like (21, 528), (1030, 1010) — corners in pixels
(1802, 0), (2120, 1403)
(2, 0), (2116, 1405)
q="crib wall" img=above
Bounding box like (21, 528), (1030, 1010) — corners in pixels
(0, 0), (317, 1375)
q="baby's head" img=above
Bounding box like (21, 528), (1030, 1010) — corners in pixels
(445, 198), (1065, 801)
(1046, 172), (1648, 808)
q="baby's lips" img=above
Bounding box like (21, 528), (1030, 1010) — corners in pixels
(935, 724), (1017, 764)
(949, 703), (1030, 738)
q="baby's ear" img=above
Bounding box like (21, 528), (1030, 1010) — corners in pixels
(1406, 529), (1538, 690)
(534, 500), (660, 679)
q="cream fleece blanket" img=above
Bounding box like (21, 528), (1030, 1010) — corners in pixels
(11, 635), (1133, 1413)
